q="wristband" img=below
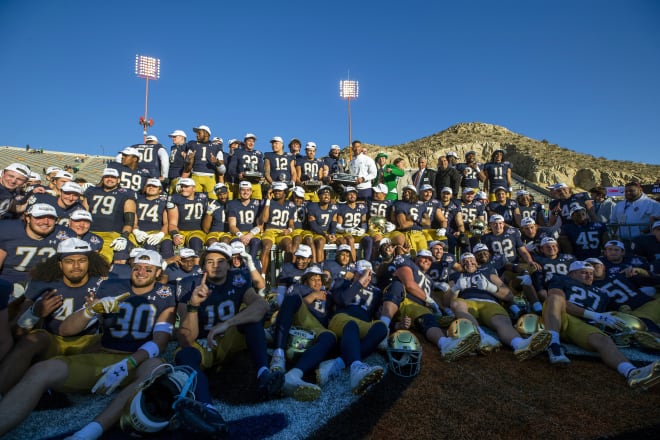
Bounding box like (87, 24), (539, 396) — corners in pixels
(127, 355), (138, 368)
(169, 230), (180, 237)
(265, 200), (271, 206)
(138, 340), (160, 358)
(83, 305), (97, 319)
(237, 232), (243, 238)
(186, 303), (199, 312)
(121, 231), (131, 238)
(250, 227), (260, 235)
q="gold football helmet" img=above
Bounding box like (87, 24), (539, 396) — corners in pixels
(369, 216), (387, 234)
(286, 327), (316, 361)
(446, 317), (479, 339)
(386, 330), (423, 377)
(515, 314), (545, 338)
(602, 311), (647, 347)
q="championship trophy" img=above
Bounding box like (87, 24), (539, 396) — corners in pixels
(243, 160), (264, 183)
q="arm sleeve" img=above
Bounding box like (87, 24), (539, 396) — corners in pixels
(158, 148), (170, 178)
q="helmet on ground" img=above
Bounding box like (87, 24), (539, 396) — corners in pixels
(515, 314), (545, 338)
(470, 219), (486, 236)
(369, 216), (387, 234)
(446, 318), (478, 340)
(286, 327), (316, 361)
(120, 364), (197, 435)
(602, 311), (647, 347)
(386, 330), (422, 377)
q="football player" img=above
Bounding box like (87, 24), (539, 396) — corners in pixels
(184, 125), (224, 199)
(166, 129), (188, 194)
(108, 147), (150, 192)
(270, 266), (337, 401)
(264, 136), (296, 188)
(175, 243), (283, 403)
(0, 238), (109, 395)
(202, 183), (232, 246)
(290, 186), (315, 261)
(336, 186), (372, 261)
(543, 260), (660, 389)
(527, 237), (575, 305)
(123, 134), (169, 181)
(599, 240), (649, 279)
(417, 184), (448, 244)
(322, 244), (356, 290)
(132, 178), (170, 256)
(455, 150), (484, 191)
(0, 163), (31, 219)
(259, 182), (296, 274)
(68, 209), (104, 253)
(231, 133), (265, 200)
(486, 186), (521, 228)
(447, 253), (551, 359)
(82, 167), (137, 264)
(295, 142), (325, 202)
(163, 247), (203, 285)
(548, 182), (597, 227)
(307, 186), (339, 264)
(380, 250), (477, 361)
(480, 149), (512, 197)
(276, 245), (316, 295)
(558, 205), (609, 260)
(0, 250), (176, 438)
(459, 187), (486, 233)
(630, 220), (660, 275)
(481, 214), (540, 269)
(229, 241), (265, 291)
(519, 217), (557, 254)
(25, 181), (85, 224)
(517, 190), (547, 227)
(391, 185), (426, 254)
(227, 181), (263, 261)
(166, 177), (208, 255)
(437, 187), (467, 253)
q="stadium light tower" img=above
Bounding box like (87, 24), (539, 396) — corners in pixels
(135, 54), (160, 140)
(339, 78), (359, 159)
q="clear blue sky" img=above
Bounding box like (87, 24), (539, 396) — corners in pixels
(1, 0), (658, 165)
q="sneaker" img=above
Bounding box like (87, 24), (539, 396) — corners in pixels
(514, 330), (551, 361)
(634, 331), (660, 351)
(627, 360), (660, 390)
(316, 358), (343, 386)
(439, 333), (480, 362)
(547, 343), (570, 366)
(270, 352), (286, 373)
(478, 332), (502, 355)
(282, 370), (321, 401)
(349, 362), (384, 395)
(257, 369), (284, 400)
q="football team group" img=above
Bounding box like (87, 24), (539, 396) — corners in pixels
(0, 125), (659, 439)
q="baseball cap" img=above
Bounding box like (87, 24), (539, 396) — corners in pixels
(520, 217), (536, 227)
(462, 188), (476, 195)
(133, 250), (163, 267)
(228, 139), (240, 146)
(569, 261), (594, 272)
(244, 133), (256, 140)
(28, 203), (57, 218)
(211, 137), (223, 144)
(69, 209), (93, 222)
(540, 237), (557, 246)
(446, 151), (458, 158)
(465, 150), (476, 156)
(440, 187), (453, 194)
(292, 186), (305, 198)
(4, 163), (31, 177)
(492, 186), (507, 193)
(585, 257), (604, 266)
(489, 214), (505, 223)
(420, 184), (434, 192)
(45, 166), (62, 175)
(239, 181), (252, 189)
(516, 190), (530, 197)
(344, 186), (358, 194)
(416, 249), (434, 260)
(305, 142), (316, 150)
(472, 243), (489, 253)
(379, 238), (392, 247)
(375, 152), (388, 159)
(555, 183), (569, 189)
(179, 248), (198, 259)
(178, 178), (195, 187)
(230, 241), (246, 255)
(129, 248), (146, 258)
(168, 129), (187, 138)
(270, 136), (284, 143)
(337, 244), (352, 253)
(145, 135), (158, 143)
(120, 147), (141, 157)
(102, 168), (119, 177)
(569, 205), (586, 216)
(476, 191), (488, 200)
(206, 242), (232, 259)
(317, 185), (332, 194)
(355, 260), (374, 274)
(28, 172), (41, 181)
(60, 181), (83, 194)
(54, 170), (73, 180)
(429, 240), (448, 249)
(373, 184), (388, 194)
(272, 181), (288, 191)
(653, 220), (660, 230)
(145, 178), (162, 187)
(330, 144), (341, 151)
(403, 185), (417, 194)
(213, 183), (228, 193)
(604, 240), (625, 249)
(460, 252), (476, 261)
(295, 244), (312, 258)
(193, 125), (211, 136)
(302, 266), (326, 279)
(57, 238), (92, 255)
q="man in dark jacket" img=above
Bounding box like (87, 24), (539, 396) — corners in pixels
(435, 155), (461, 197)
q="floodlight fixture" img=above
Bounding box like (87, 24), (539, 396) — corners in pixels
(135, 54), (160, 139)
(339, 79), (359, 158)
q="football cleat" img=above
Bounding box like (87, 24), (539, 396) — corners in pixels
(513, 330), (551, 361)
(316, 358), (343, 386)
(257, 369), (284, 400)
(282, 370), (321, 401)
(349, 362), (384, 395)
(478, 332), (502, 355)
(633, 331), (660, 351)
(439, 333), (480, 361)
(269, 352), (286, 373)
(547, 343), (570, 366)
(627, 360), (660, 390)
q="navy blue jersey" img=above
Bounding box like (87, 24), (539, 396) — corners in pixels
(593, 274), (656, 311)
(129, 143), (168, 178)
(297, 158), (323, 181)
(292, 202), (309, 230)
(520, 227), (557, 253)
(168, 144), (187, 179)
(601, 255), (649, 279)
(322, 156), (343, 175)
(427, 255), (457, 283)
(481, 228), (525, 263)
(26, 193), (83, 226)
(97, 279), (175, 352)
(107, 162), (150, 192)
(227, 199), (261, 231)
(367, 199), (393, 220)
(337, 202), (368, 229)
(460, 200), (486, 227)
(307, 202), (339, 233)
(392, 256), (433, 304)
(136, 194), (168, 231)
(277, 262), (309, 287)
(178, 271), (253, 338)
(549, 192), (592, 224)
(418, 199), (445, 228)
(78, 231), (104, 252)
(264, 199), (296, 230)
(167, 193), (208, 232)
(487, 200), (519, 224)
(322, 260), (355, 289)
(519, 202), (545, 224)
(449, 266), (500, 303)
(455, 163), (482, 189)
(534, 253), (575, 286)
(185, 141), (222, 174)
(232, 148), (265, 177)
(331, 278), (382, 322)
(286, 283), (332, 326)
(0, 221), (74, 283)
(207, 201), (228, 233)
(393, 200), (422, 230)
(24, 276), (104, 335)
(483, 161), (512, 189)
(439, 199), (463, 232)
(164, 263), (203, 284)
(548, 274), (611, 313)
(560, 221), (607, 260)
(631, 234), (660, 275)
(0, 185), (19, 219)
(85, 186), (137, 232)
(264, 152), (294, 183)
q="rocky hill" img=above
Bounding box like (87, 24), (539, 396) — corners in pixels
(358, 122), (659, 191)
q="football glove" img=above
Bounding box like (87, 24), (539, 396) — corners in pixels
(475, 274), (498, 294)
(206, 201), (220, 215)
(87, 292), (131, 316)
(241, 251), (257, 272)
(384, 222), (396, 233)
(110, 237), (128, 251)
(132, 229), (149, 243)
(435, 228), (447, 238)
(353, 228), (366, 237)
(583, 310), (627, 330)
(517, 274), (532, 286)
(433, 281), (450, 292)
(92, 357), (131, 395)
(451, 277), (470, 294)
(146, 232), (165, 246)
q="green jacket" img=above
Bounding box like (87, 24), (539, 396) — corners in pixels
(383, 164), (404, 200)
